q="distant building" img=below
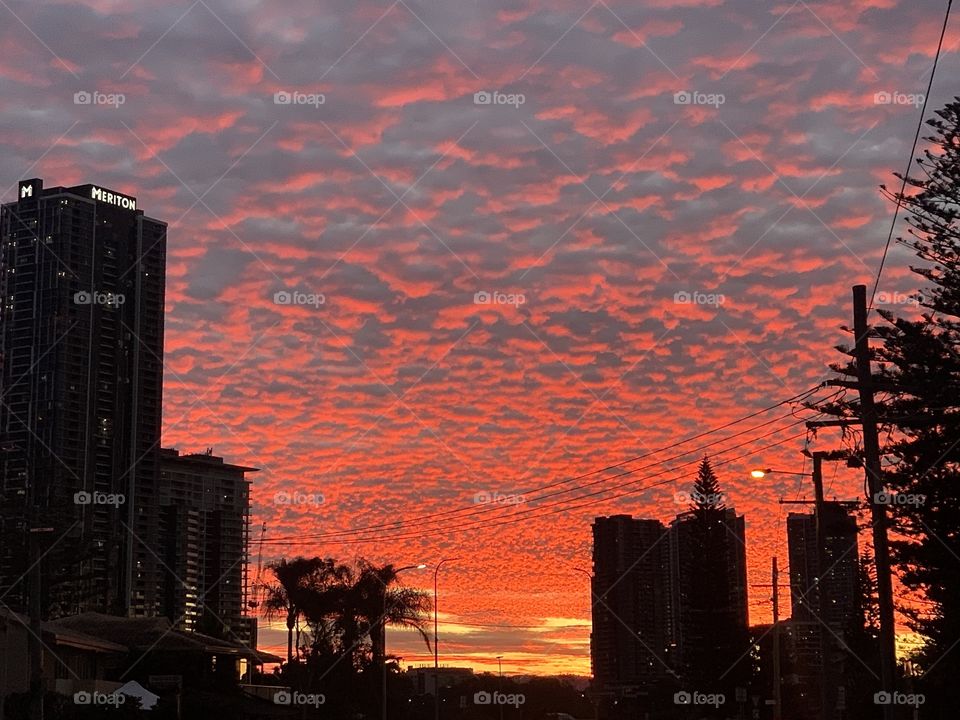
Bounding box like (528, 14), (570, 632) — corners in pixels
(787, 503), (861, 719)
(590, 515), (673, 717)
(0, 178), (166, 617)
(589, 506), (750, 716)
(405, 665), (474, 695)
(668, 507), (749, 684)
(158, 448), (258, 646)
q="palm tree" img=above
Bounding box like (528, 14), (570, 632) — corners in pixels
(382, 584), (433, 663)
(262, 556), (330, 664)
(340, 561), (432, 671)
(299, 560), (353, 657)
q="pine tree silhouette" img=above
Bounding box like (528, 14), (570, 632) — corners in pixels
(689, 455), (726, 514)
(680, 457), (747, 714)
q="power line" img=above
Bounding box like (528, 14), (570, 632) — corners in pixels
(263, 424), (815, 546)
(267, 403), (813, 543)
(262, 384), (831, 544)
(870, 0), (954, 310)
(263, 405), (822, 544)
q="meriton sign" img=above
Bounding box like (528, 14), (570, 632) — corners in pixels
(90, 186), (136, 211)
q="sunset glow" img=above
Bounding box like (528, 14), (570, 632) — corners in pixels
(1, 0), (956, 680)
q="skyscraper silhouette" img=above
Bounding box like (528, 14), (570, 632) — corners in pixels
(590, 515), (673, 718)
(787, 502), (861, 719)
(0, 178), (166, 617)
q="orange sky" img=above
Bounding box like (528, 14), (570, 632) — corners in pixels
(1, 0), (955, 675)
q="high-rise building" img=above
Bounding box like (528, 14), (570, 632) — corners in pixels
(668, 506), (749, 686)
(787, 503), (861, 719)
(787, 503), (860, 628)
(0, 178), (166, 617)
(590, 515), (673, 717)
(589, 506), (751, 716)
(158, 448), (257, 646)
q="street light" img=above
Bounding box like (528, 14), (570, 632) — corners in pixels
(382, 564), (426, 720)
(496, 656), (504, 720)
(433, 557), (459, 720)
(750, 468), (809, 479)
(571, 567), (594, 645)
(750, 453), (844, 720)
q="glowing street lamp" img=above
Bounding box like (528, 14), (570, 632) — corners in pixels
(750, 467), (809, 479)
(749, 454), (845, 720)
(383, 564), (427, 720)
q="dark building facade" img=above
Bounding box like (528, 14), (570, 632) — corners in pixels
(589, 507), (750, 718)
(668, 506), (750, 682)
(158, 448), (257, 646)
(590, 515), (674, 717)
(0, 179), (166, 618)
(786, 503), (861, 719)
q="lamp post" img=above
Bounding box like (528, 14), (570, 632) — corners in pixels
(571, 567), (601, 720)
(751, 455), (833, 720)
(496, 656), (504, 720)
(382, 564), (426, 720)
(433, 557), (458, 720)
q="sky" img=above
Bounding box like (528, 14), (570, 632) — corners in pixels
(1, 0), (957, 676)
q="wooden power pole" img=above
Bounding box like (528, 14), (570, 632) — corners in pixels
(751, 559), (784, 720)
(772, 557), (782, 720)
(852, 284), (897, 720)
(812, 453), (830, 720)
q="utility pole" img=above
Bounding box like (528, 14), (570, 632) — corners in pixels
(780, 453), (830, 720)
(382, 564), (426, 720)
(752, 559), (784, 720)
(812, 453), (830, 720)
(496, 656), (504, 720)
(382, 593), (388, 720)
(772, 558), (781, 720)
(853, 284), (897, 720)
(778, 450), (858, 720)
(433, 558), (458, 720)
